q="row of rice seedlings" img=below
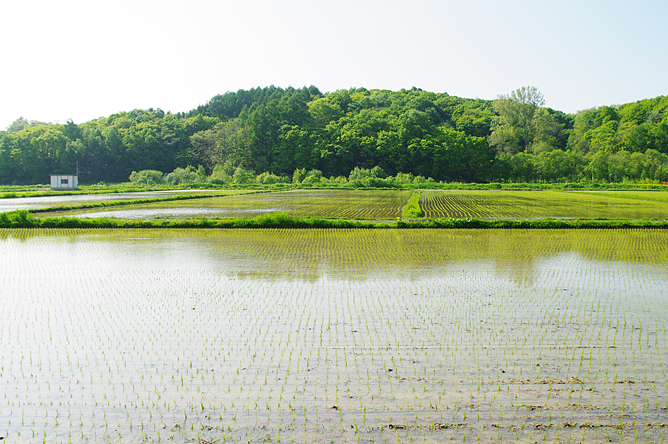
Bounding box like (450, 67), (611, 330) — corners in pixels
(420, 190), (668, 220)
(569, 190), (668, 204)
(420, 190), (508, 218)
(0, 228), (667, 442)
(282, 190), (413, 219)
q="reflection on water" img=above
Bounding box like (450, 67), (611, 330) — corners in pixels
(0, 191), (193, 212)
(73, 206), (283, 219)
(1, 228), (668, 282)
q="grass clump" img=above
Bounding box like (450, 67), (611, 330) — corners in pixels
(0, 209), (31, 226)
(402, 190), (422, 218)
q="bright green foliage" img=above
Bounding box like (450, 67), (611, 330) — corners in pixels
(232, 165), (254, 184)
(196, 165), (207, 182)
(347, 166), (391, 187)
(209, 161), (236, 183)
(166, 166), (198, 184)
(2, 86), (667, 186)
(490, 86), (546, 154)
(569, 96), (668, 157)
(129, 169), (163, 186)
(401, 190), (422, 218)
(0, 209), (31, 225)
(292, 167), (307, 184)
(256, 172), (289, 184)
(5, 116), (50, 133)
(301, 169), (323, 185)
(292, 168), (323, 185)
(0, 110), (219, 184)
(189, 119), (254, 173)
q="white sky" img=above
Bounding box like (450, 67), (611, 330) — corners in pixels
(1, 0), (667, 130)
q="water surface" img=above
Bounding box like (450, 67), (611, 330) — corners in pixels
(1, 229), (667, 443)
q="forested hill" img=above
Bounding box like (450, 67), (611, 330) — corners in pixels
(1, 86), (667, 185)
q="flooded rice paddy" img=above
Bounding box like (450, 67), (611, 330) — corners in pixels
(0, 190), (221, 213)
(420, 190), (668, 220)
(1, 228), (668, 443)
(45, 190), (412, 220)
(36, 189), (668, 221)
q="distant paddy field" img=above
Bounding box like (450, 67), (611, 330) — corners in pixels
(420, 190), (668, 219)
(0, 189), (242, 213)
(40, 189), (414, 220)
(33, 189), (668, 221)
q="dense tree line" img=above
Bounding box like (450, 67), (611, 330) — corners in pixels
(1, 86), (667, 185)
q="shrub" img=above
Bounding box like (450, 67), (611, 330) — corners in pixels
(232, 166), (254, 184)
(257, 172), (289, 184)
(166, 166), (198, 185)
(210, 162), (236, 182)
(292, 168), (308, 184)
(301, 170), (323, 185)
(129, 170), (164, 186)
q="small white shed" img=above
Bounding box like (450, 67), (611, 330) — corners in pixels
(50, 175), (79, 190)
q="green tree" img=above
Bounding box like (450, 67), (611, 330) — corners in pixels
(507, 152), (537, 182)
(166, 166), (198, 184)
(196, 165), (207, 182)
(209, 161), (236, 183)
(5, 117), (50, 133)
(292, 167), (308, 184)
(232, 165), (254, 184)
(490, 86), (547, 154)
(129, 170), (164, 186)
(190, 119), (254, 171)
(301, 169), (323, 185)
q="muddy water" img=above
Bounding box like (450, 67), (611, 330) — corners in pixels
(1, 229), (667, 443)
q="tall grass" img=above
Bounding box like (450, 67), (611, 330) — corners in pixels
(401, 190), (422, 218)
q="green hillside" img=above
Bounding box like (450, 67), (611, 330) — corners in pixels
(1, 86), (666, 185)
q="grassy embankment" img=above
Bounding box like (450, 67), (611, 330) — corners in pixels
(2, 210), (667, 229)
(401, 190), (422, 218)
